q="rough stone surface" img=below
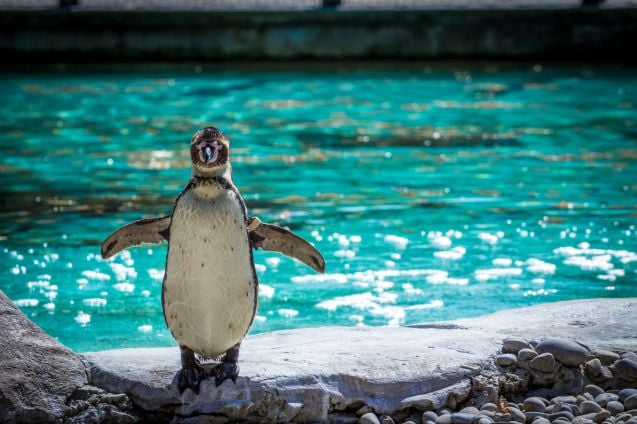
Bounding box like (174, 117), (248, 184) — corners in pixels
(0, 290), (88, 423)
(535, 338), (589, 367)
(503, 338), (533, 354)
(530, 353), (556, 373)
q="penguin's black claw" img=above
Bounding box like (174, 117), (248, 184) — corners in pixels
(176, 364), (206, 395)
(211, 361), (239, 387)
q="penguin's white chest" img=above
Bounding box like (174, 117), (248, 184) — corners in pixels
(163, 185), (256, 358)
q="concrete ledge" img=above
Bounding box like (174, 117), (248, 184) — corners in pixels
(1, 5), (637, 62)
(83, 298), (637, 422)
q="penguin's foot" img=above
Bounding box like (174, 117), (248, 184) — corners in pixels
(176, 363), (206, 395)
(210, 361), (239, 387)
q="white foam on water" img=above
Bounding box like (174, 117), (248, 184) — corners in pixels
(349, 235), (362, 243)
(265, 257), (281, 268)
(425, 270), (469, 286)
(253, 315), (266, 322)
(109, 262), (137, 281)
(259, 284), (275, 299)
(523, 288), (557, 297)
(525, 258), (556, 275)
(334, 249), (356, 258)
(76, 278), (89, 286)
(113, 283), (135, 293)
(82, 298), (107, 307)
(492, 258), (513, 267)
(478, 232), (500, 244)
(13, 298), (39, 307)
(402, 283), (424, 296)
(148, 268), (164, 280)
(563, 255), (613, 271)
(81, 270), (110, 281)
(390, 253), (401, 260)
(532, 278), (546, 284)
(43, 302), (55, 311)
(254, 264), (267, 273)
(75, 311), (91, 326)
(475, 267), (523, 281)
(278, 308), (299, 318)
(137, 325), (153, 333)
(428, 232), (452, 249)
(405, 299), (444, 310)
(434, 246), (466, 260)
(384, 234), (409, 249)
(141, 290), (151, 297)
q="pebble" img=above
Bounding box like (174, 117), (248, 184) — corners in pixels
(525, 412), (549, 421)
(582, 393), (595, 401)
(552, 418), (572, 424)
(591, 349), (621, 364)
(478, 411), (495, 419)
(435, 414), (452, 424)
(549, 411), (575, 421)
(613, 359), (637, 380)
(380, 416), (395, 424)
(535, 338), (589, 367)
(481, 403), (497, 412)
(503, 337), (533, 354)
(519, 348), (539, 362)
(508, 407), (526, 423)
(524, 397), (547, 413)
(594, 410), (612, 423)
(450, 413), (477, 424)
(360, 413), (381, 424)
(477, 418), (494, 424)
(460, 407), (480, 415)
(494, 413), (511, 423)
(422, 411), (438, 423)
(619, 390), (637, 402)
(594, 393), (619, 408)
(606, 401), (624, 415)
(625, 395), (637, 411)
(580, 401), (603, 414)
(584, 385), (605, 398)
(551, 396), (578, 405)
(496, 354), (517, 367)
(571, 417), (594, 424)
(586, 358), (602, 377)
(530, 353), (557, 373)
(534, 418), (550, 424)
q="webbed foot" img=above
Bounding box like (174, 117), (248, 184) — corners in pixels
(211, 360), (239, 386)
(176, 363), (206, 395)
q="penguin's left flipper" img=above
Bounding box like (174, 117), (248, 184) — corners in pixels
(247, 217), (326, 274)
(101, 216), (171, 259)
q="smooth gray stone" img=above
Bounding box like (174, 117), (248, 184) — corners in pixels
(530, 353), (556, 373)
(497, 354), (517, 367)
(360, 412), (381, 424)
(494, 413), (511, 422)
(451, 413), (478, 424)
(503, 337), (533, 354)
(551, 396), (578, 405)
(508, 407), (525, 423)
(626, 418), (637, 424)
(581, 401), (603, 414)
(591, 349), (621, 365)
(478, 411), (495, 419)
(595, 394), (620, 408)
(0, 290), (88, 423)
(572, 417), (595, 424)
(557, 404), (574, 414)
(533, 418), (550, 424)
(460, 407), (480, 415)
(518, 349), (538, 362)
(524, 398), (547, 413)
(584, 393), (596, 401)
(619, 391), (637, 402)
(549, 411), (575, 421)
(525, 412), (548, 422)
(477, 418), (494, 424)
(625, 396), (637, 412)
(426, 421), (437, 424)
(436, 414), (452, 424)
(423, 411), (439, 423)
(612, 359), (637, 381)
(586, 358), (603, 377)
(481, 404), (498, 412)
(380, 416), (396, 424)
(535, 338), (589, 367)
(607, 401), (624, 416)
(551, 419), (571, 424)
(585, 385), (606, 398)
(595, 411), (612, 423)
(617, 413), (633, 421)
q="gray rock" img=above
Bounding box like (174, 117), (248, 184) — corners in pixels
(626, 418), (637, 424)
(619, 390), (637, 402)
(557, 404), (574, 414)
(612, 359), (637, 381)
(503, 337), (533, 354)
(586, 358), (603, 377)
(380, 416), (396, 424)
(451, 413), (478, 424)
(595, 394), (620, 408)
(360, 412), (381, 424)
(584, 385), (606, 398)
(625, 396), (637, 412)
(423, 411), (439, 423)
(530, 353), (556, 373)
(594, 410), (612, 423)
(524, 398), (547, 413)
(606, 401), (624, 415)
(403, 421), (418, 424)
(618, 412), (634, 421)
(535, 338), (589, 367)
(478, 411), (494, 419)
(436, 414), (452, 424)
(525, 412), (548, 421)
(552, 418), (572, 424)
(581, 401), (603, 414)
(0, 290), (88, 423)
(518, 348), (538, 362)
(493, 413), (511, 422)
(591, 349), (621, 365)
(477, 418), (494, 424)
(508, 407), (526, 423)
(496, 354), (517, 367)
(572, 417), (595, 424)
(549, 411), (575, 421)
(552, 396), (578, 405)
(481, 404), (497, 412)
(533, 418), (550, 424)
(460, 407), (480, 415)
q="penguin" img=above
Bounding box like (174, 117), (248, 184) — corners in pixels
(100, 127), (325, 394)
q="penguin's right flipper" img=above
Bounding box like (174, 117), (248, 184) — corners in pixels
(101, 216), (171, 259)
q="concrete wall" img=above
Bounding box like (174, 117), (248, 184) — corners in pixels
(1, 8), (636, 62)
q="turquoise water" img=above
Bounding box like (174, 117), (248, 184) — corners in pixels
(0, 64), (635, 352)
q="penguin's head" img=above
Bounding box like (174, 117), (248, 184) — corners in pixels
(190, 127), (230, 177)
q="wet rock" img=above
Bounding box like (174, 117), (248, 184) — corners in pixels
(549, 411), (575, 421)
(551, 396), (578, 405)
(460, 407), (480, 415)
(586, 359), (602, 377)
(503, 337), (533, 354)
(436, 414), (452, 424)
(535, 338), (588, 367)
(496, 354), (517, 367)
(606, 401), (624, 415)
(480, 404), (497, 412)
(477, 418), (494, 424)
(493, 412), (511, 422)
(625, 395), (637, 411)
(422, 411), (439, 423)
(584, 385), (605, 398)
(533, 418), (550, 424)
(478, 411), (494, 419)
(518, 349), (538, 362)
(619, 389), (637, 402)
(591, 350), (621, 365)
(594, 393), (619, 408)
(508, 407), (526, 423)
(612, 359), (637, 381)
(380, 415), (395, 424)
(571, 417), (594, 424)
(580, 401), (603, 414)
(360, 412), (381, 424)
(530, 353), (556, 373)
(524, 397), (547, 413)
(525, 411), (548, 422)
(593, 410), (611, 423)
(450, 413), (477, 424)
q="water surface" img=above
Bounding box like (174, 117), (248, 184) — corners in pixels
(0, 63), (635, 352)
